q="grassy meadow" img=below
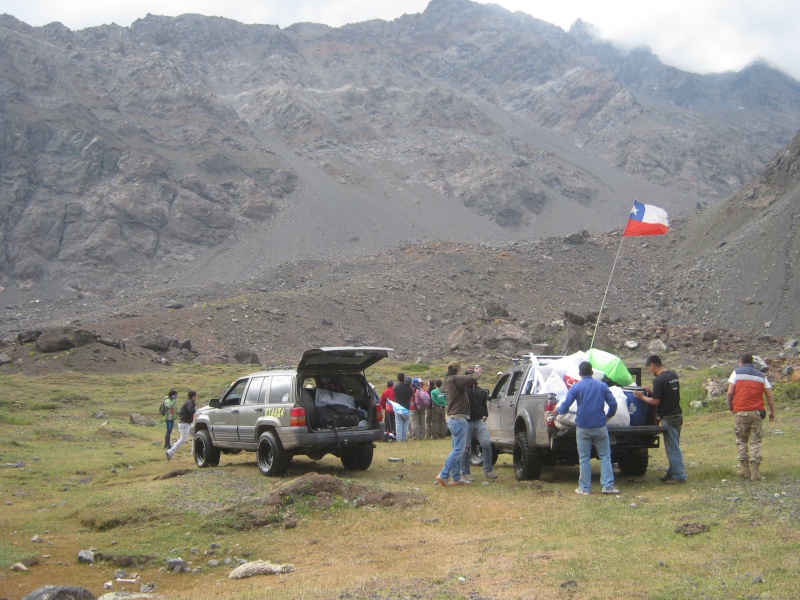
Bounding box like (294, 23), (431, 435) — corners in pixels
(0, 361), (798, 599)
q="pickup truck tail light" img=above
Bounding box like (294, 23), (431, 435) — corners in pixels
(290, 407), (307, 427)
(374, 404), (383, 423)
(544, 398), (556, 427)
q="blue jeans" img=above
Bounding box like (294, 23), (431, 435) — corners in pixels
(439, 416), (469, 482)
(164, 419), (174, 448)
(461, 419), (493, 475)
(576, 426), (615, 493)
(394, 411), (410, 441)
(661, 415), (687, 481)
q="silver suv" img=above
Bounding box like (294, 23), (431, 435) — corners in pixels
(191, 347), (391, 476)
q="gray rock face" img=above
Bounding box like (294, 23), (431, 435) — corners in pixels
(234, 350), (261, 365)
(36, 328), (96, 353)
(1, 3), (799, 293)
(77, 549), (95, 564)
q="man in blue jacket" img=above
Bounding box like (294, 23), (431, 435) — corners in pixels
(557, 361), (620, 495)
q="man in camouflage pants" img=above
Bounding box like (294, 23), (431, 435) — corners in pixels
(726, 354), (776, 481)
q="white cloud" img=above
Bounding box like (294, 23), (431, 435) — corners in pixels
(3, 0), (799, 79)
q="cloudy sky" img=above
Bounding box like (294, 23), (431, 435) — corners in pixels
(4, 0), (800, 80)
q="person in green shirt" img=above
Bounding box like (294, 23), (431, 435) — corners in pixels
(430, 379), (446, 439)
(162, 389), (178, 450)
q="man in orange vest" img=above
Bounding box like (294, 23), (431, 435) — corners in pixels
(727, 354), (776, 481)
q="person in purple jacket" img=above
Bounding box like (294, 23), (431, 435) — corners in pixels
(557, 361), (620, 495)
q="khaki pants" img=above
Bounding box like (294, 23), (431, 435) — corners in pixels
(734, 411), (763, 465)
(430, 406), (447, 439)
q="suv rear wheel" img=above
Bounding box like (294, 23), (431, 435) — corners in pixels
(194, 430), (220, 468)
(257, 430), (291, 476)
(340, 444), (374, 471)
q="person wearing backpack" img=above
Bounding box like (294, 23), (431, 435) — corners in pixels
(411, 378), (431, 440)
(161, 389), (178, 450)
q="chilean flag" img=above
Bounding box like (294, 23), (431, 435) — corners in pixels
(623, 201), (669, 236)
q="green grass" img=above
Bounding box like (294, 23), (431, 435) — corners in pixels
(0, 362), (798, 600)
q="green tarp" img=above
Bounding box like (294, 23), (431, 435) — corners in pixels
(586, 348), (634, 387)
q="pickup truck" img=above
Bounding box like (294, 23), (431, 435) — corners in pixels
(479, 355), (667, 480)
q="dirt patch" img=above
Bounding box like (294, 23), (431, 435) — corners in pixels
(675, 522), (710, 536)
(212, 473), (425, 532)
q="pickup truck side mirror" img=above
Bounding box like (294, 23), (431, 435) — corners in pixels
(209, 398), (221, 408)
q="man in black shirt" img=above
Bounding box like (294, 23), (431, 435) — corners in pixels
(392, 374), (413, 442)
(460, 368), (498, 481)
(634, 355), (687, 483)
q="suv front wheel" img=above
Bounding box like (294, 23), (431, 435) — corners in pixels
(194, 430), (220, 468)
(257, 430), (291, 476)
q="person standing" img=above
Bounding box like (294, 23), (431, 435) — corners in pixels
(162, 389), (178, 450)
(166, 390), (197, 460)
(430, 379), (446, 439)
(425, 379), (437, 439)
(461, 368), (498, 481)
(379, 381), (396, 442)
(557, 361), (619, 495)
(727, 353), (776, 481)
(633, 355), (687, 484)
(392, 374), (413, 442)
(435, 362), (478, 486)
(411, 378), (431, 440)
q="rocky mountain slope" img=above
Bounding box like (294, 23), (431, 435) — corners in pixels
(1, 129), (798, 374)
(1, 0), (799, 296)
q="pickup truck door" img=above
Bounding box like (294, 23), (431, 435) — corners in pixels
(486, 374), (508, 440)
(237, 376), (268, 444)
(500, 371), (524, 434)
(211, 378), (248, 444)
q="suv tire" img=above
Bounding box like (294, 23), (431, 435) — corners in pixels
(340, 444), (374, 471)
(194, 430), (220, 468)
(257, 430), (291, 476)
(513, 431), (541, 480)
(469, 438), (499, 467)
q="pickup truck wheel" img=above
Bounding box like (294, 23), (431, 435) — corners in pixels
(194, 430), (220, 468)
(619, 449), (649, 477)
(257, 431), (290, 476)
(340, 444), (374, 471)
(513, 432), (541, 480)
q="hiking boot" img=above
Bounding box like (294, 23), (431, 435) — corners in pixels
(484, 471), (498, 480)
(737, 461), (751, 479)
(659, 473), (673, 482)
(435, 475), (449, 486)
(602, 487), (620, 495)
(575, 488), (590, 496)
(664, 478), (685, 484)
(461, 474), (474, 483)
(450, 479), (471, 486)
(165, 451), (171, 461)
(750, 464), (761, 481)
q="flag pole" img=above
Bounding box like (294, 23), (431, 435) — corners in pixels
(590, 233), (625, 349)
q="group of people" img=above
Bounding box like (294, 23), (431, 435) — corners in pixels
(161, 389), (197, 461)
(560, 352), (776, 495)
(378, 374), (447, 442)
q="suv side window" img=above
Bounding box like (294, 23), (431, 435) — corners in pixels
(222, 379), (248, 407)
(243, 376), (266, 406)
(269, 376), (293, 404)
